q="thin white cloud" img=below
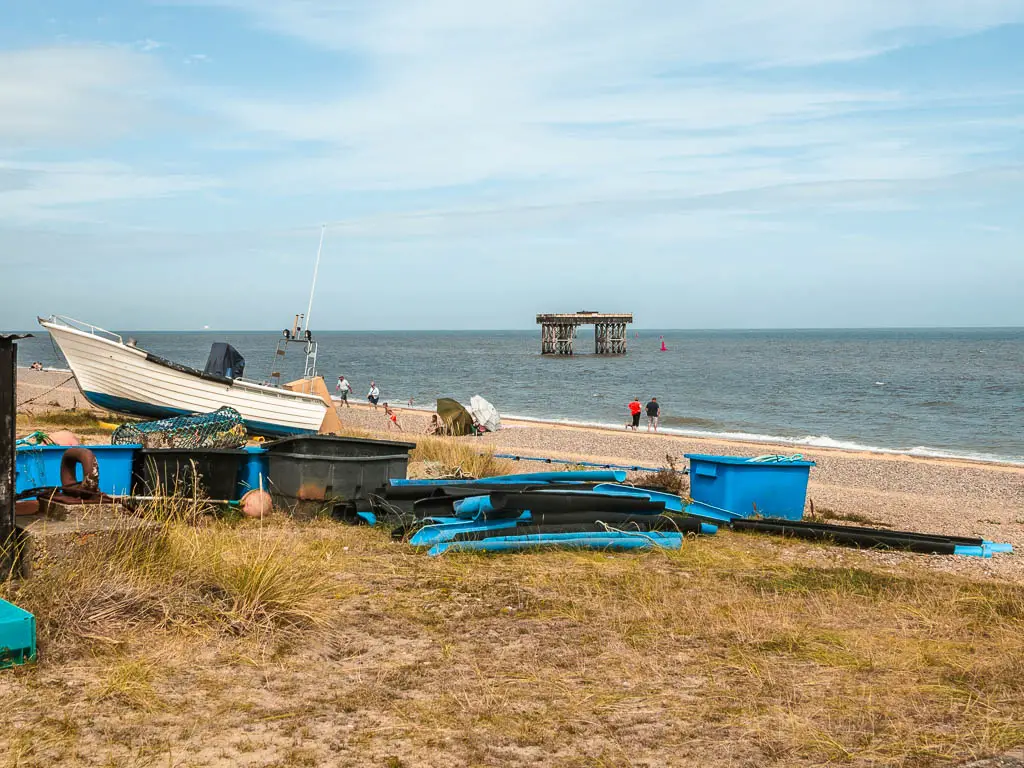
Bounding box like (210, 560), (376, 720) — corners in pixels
(0, 46), (164, 145)
(191, 0), (1024, 67)
(0, 159), (219, 223)
(189, 0), (1024, 222)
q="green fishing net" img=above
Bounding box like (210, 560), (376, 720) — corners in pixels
(111, 406), (247, 449)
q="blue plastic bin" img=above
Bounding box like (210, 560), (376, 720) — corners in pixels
(0, 598), (37, 668)
(238, 446), (269, 497)
(15, 444), (139, 497)
(685, 454), (816, 520)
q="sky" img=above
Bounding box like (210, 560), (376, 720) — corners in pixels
(1, 1), (1023, 330)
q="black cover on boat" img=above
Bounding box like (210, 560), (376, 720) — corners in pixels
(203, 342), (245, 380)
(490, 491), (666, 515)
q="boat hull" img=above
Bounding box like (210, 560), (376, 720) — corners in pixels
(41, 320), (328, 437)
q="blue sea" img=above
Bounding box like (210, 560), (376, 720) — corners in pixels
(17, 327), (1024, 465)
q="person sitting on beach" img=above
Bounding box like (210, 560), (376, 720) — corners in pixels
(646, 397), (660, 432)
(626, 397), (642, 431)
(29, 361), (43, 371)
(367, 381), (380, 410)
(426, 414), (444, 435)
(384, 403), (401, 431)
(335, 375), (352, 407)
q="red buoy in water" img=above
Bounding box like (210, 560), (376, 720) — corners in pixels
(659, 336), (667, 352)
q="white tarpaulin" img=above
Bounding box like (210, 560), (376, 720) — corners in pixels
(469, 395), (501, 432)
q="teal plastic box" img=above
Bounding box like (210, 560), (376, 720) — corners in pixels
(15, 444), (139, 498)
(685, 454), (816, 520)
(0, 598), (37, 668)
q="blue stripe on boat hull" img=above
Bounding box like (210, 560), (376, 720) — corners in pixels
(83, 391), (314, 437)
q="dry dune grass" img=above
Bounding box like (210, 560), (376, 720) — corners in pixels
(8, 512), (335, 656)
(410, 435), (515, 478)
(4, 507), (1024, 767)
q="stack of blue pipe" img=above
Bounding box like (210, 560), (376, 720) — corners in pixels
(380, 469), (1013, 559)
(380, 473), (716, 557)
(383, 471), (717, 557)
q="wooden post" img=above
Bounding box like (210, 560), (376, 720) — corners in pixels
(1, 334), (28, 575)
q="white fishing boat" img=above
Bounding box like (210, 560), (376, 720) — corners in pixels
(39, 315), (330, 436)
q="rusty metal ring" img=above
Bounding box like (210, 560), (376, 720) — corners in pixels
(60, 446), (100, 489)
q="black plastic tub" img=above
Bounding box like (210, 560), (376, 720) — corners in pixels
(133, 449), (246, 500)
(262, 435), (416, 514)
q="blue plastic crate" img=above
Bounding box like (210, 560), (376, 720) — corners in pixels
(685, 454), (816, 520)
(0, 598), (37, 669)
(15, 444), (139, 498)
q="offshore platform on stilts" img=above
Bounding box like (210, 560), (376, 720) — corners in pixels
(536, 312), (633, 356)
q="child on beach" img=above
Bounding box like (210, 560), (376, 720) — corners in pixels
(427, 414), (444, 435)
(384, 403), (401, 431)
(626, 397), (642, 431)
(368, 381), (380, 410)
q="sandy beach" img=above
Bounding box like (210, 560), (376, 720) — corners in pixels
(17, 368), (1024, 575)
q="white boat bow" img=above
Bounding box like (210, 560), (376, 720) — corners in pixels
(39, 315), (329, 436)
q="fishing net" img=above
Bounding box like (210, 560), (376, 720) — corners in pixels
(111, 406), (248, 449)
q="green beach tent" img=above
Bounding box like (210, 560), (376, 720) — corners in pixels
(436, 398), (475, 436)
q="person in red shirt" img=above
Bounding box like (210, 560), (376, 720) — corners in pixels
(626, 397), (642, 431)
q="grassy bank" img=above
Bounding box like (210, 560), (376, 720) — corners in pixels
(3, 508), (1023, 767)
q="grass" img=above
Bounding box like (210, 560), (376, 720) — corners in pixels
(29, 409), (114, 429)
(410, 435), (515, 478)
(5, 509), (335, 653)
(3, 518), (1023, 766)
(16, 408), (122, 439)
(2, 447), (1023, 766)
(806, 501), (892, 528)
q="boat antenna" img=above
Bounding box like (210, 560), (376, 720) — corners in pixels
(304, 224), (326, 335)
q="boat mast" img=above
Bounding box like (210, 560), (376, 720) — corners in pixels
(301, 224), (326, 380)
(305, 224), (326, 337)
(267, 225), (327, 386)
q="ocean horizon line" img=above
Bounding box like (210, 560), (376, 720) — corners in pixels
(10, 325), (1024, 334)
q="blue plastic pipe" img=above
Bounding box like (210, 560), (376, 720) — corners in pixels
(452, 495), (494, 516)
(983, 541), (1014, 554)
(953, 545), (991, 558)
(390, 470), (627, 487)
(410, 514), (529, 547)
(428, 532), (683, 557)
(468, 530), (683, 544)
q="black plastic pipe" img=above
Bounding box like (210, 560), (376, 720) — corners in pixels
(731, 519), (966, 554)
(490, 491), (665, 515)
(739, 517), (984, 545)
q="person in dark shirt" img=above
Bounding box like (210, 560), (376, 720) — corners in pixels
(645, 397), (660, 432)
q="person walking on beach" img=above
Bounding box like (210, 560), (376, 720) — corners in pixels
(335, 375), (352, 407)
(384, 403), (401, 431)
(368, 381), (380, 410)
(646, 397), (660, 432)
(626, 397), (642, 431)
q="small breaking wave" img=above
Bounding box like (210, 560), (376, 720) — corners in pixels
(500, 412), (1024, 466)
